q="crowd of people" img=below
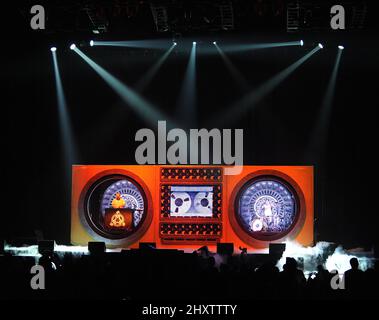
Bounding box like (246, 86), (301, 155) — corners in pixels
(0, 248), (377, 300)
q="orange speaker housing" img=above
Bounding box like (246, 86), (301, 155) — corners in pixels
(224, 166), (314, 249)
(71, 165), (313, 251)
(71, 165), (156, 248)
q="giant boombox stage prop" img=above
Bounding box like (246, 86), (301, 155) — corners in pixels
(71, 166), (313, 250)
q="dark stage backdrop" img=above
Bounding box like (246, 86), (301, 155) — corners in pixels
(3, 7), (379, 249)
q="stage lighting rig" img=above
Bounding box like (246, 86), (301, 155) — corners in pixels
(150, 0), (235, 33)
(150, 1), (170, 32)
(217, 1), (234, 30)
(286, 0), (368, 33)
(84, 4), (109, 34)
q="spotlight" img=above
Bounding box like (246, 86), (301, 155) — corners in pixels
(50, 47), (57, 52)
(213, 41), (217, 45)
(90, 40), (94, 47)
(300, 40), (304, 46)
(193, 41), (197, 45)
(173, 42), (177, 46)
(318, 43), (324, 49)
(338, 45), (344, 50)
(70, 43), (76, 50)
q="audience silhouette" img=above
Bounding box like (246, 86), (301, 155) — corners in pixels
(0, 249), (377, 300)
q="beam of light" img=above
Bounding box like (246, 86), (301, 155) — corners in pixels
(175, 42), (197, 127)
(134, 43), (176, 92)
(51, 50), (78, 172)
(305, 48), (343, 162)
(212, 45), (322, 126)
(214, 42), (250, 92)
(221, 40), (305, 53)
(72, 47), (172, 127)
(91, 39), (173, 50)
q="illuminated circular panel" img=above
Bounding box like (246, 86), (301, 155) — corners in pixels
(84, 175), (147, 240)
(101, 180), (145, 227)
(236, 176), (298, 241)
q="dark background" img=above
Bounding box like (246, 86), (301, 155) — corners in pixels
(2, 1), (378, 249)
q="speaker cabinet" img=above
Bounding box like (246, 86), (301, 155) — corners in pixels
(71, 165), (313, 251)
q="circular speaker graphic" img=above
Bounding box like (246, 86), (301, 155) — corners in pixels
(82, 173), (150, 241)
(194, 192), (213, 216)
(231, 172), (304, 244)
(170, 192), (192, 214)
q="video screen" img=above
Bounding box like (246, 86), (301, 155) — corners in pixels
(237, 178), (298, 239)
(170, 186), (213, 217)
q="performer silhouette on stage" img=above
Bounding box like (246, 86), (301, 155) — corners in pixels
(262, 200), (273, 221)
(111, 192), (126, 209)
(261, 199), (279, 231)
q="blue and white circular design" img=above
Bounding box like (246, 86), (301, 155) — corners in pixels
(238, 178), (297, 237)
(101, 179), (145, 227)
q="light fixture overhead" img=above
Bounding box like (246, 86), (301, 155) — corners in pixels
(90, 40), (94, 47)
(173, 42), (177, 46)
(338, 45), (344, 50)
(193, 41), (197, 45)
(70, 43), (76, 50)
(300, 40), (304, 46)
(213, 41), (217, 45)
(318, 43), (324, 49)
(50, 47), (57, 52)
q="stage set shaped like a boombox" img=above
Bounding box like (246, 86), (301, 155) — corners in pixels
(71, 166), (314, 250)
